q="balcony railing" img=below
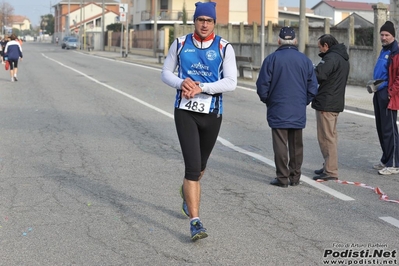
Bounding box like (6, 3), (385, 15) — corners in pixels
(141, 9), (194, 22)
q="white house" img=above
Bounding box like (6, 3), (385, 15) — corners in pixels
(311, 0), (380, 25)
(53, 0), (120, 38)
(11, 15), (31, 31)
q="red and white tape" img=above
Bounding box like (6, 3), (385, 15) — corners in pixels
(330, 180), (399, 204)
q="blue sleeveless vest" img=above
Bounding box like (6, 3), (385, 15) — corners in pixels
(175, 34), (225, 114)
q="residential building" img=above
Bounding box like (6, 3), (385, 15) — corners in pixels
(279, 6), (314, 14)
(335, 13), (373, 29)
(53, 0), (120, 38)
(311, 0), (383, 25)
(278, 9), (330, 27)
(132, 0), (279, 30)
(11, 15), (31, 31)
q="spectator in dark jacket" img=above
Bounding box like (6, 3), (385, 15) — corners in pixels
(4, 34), (23, 82)
(256, 26), (318, 188)
(0, 36), (9, 64)
(312, 34), (349, 181)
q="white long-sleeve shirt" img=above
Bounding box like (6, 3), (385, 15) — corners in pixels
(161, 33), (237, 95)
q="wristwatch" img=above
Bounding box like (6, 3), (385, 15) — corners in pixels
(199, 83), (204, 92)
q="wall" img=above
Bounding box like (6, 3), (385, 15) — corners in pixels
(161, 22), (375, 86)
(106, 5), (390, 86)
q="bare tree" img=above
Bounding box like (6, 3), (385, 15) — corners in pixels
(0, 1), (14, 35)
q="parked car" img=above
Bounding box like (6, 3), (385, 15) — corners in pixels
(61, 36), (70, 49)
(65, 38), (80, 50)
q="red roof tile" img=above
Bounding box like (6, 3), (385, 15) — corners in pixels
(312, 1), (386, 11)
(11, 15), (30, 24)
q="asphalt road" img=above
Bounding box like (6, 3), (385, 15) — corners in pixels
(0, 42), (398, 266)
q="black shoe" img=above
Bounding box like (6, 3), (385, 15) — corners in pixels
(313, 173), (338, 181)
(290, 181), (300, 186)
(314, 168), (324, 175)
(270, 178), (288, 188)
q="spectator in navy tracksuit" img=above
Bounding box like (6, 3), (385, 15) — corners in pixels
(4, 34), (23, 82)
(372, 21), (399, 175)
(256, 27), (318, 188)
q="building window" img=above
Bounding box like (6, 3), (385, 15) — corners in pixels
(160, 0), (168, 10)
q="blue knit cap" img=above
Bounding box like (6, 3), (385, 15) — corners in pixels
(193, 2), (216, 22)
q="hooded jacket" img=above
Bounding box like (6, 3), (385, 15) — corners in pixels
(387, 40), (399, 110)
(311, 43), (350, 112)
(4, 40), (23, 61)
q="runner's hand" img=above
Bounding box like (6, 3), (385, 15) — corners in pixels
(181, 78), (201, 99)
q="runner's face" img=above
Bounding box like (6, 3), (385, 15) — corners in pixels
(194, 16), (215, 39)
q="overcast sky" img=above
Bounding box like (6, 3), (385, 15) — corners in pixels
(11, 0), (390, 27)
(279, 0), (389, 8)
(12, 0), (57, 26)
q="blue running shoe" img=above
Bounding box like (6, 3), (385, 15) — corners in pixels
(180, 185), (189, 217)
(190, 219), (208, 241)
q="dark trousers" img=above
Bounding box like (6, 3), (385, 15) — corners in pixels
(272, 128), (303, 185)
(174, 108), (222, 181)
(373, 88), (399, 167)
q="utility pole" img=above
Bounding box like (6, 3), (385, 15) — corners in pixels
(80, 0), (82, 49)
(119, 3), (128, 57)
(83, 3), (86, 50)
(121, 22), (124, 57)
(125, 9), (128, 57)
(261, 0), (265, 61)
(298, 0), (306, 53)
(101, 0), (105, 51)
(153, 0), (158, 57)
(67, 0), (70, 36)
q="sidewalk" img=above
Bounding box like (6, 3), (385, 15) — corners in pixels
(82, 49), (374, 115)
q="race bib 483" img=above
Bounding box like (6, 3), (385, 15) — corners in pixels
(179, 94), (212, 113)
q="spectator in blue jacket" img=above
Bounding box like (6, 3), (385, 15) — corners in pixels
(256, 26), (318, 188)
(4, 34), (23, 82)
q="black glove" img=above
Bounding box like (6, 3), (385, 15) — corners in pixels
(366, 79), (384, 93)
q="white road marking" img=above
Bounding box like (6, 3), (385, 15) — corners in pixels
(234, 86), (393, 123)
(343, 109), (375, 119)
(218, 137), (355, 201)
(79, 51), (162, 70)
(379, 217), (399, 229)
(43, 53), (355, 202)
(236, 85), (255, 92)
